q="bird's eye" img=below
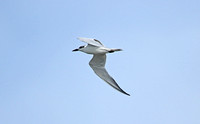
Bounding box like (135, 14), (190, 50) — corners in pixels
(79, 46), (84, 49)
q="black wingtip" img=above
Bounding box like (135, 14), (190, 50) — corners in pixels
(120, 90), (130, 96)
(127, 93), (131, 96)
(108, 78), (130, 96)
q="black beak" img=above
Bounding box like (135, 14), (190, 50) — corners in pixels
(72, 49), (79, 52)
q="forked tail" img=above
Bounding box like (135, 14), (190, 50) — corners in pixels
(108, 49), (122, 53)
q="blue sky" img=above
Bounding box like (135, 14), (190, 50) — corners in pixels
(0, 0), (200, 123)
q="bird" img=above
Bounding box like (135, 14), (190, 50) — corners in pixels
(72, 37), (130, 96)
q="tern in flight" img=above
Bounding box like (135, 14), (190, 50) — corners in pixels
(73, 37), (130, 96)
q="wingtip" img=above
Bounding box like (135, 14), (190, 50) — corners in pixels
(116, 86), (130, 96)
(77, 37), (89, 42)
(122, 91), (130, 96)
(118, 86), (130, 96)
(77, 37), (86, 40)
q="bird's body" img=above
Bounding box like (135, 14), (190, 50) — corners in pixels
(73, 37), (130, 96)
(80, 44), (110, 54)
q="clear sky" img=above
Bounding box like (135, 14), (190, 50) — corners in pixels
(0, 0), (200, 124)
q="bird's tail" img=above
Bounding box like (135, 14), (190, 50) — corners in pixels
(108, 49), (122, 53)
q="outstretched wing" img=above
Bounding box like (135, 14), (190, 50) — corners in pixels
(89, 54), (130, 96)
(78, 37), (104, 47)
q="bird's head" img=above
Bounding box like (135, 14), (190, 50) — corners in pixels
(72, 45), (85, 52)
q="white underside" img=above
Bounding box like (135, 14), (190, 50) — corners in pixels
(80, 45), (110, 54)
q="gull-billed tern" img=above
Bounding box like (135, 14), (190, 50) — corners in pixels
(73, 37), (130, 96)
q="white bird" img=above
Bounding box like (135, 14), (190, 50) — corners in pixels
(73, 37), (130, 96)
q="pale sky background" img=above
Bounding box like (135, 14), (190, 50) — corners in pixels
(0, 0), (200, 124)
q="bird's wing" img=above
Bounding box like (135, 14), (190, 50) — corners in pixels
(77, 37), (104, 47)
(89, 54), (130, 96)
